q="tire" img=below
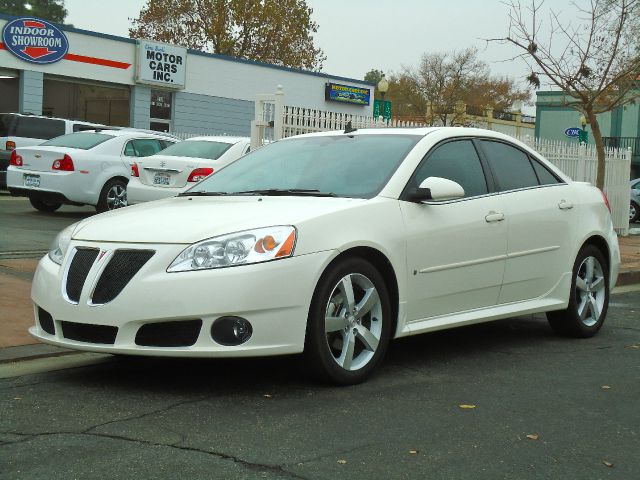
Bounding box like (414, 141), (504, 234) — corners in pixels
(96, 178), (127, 213)
(29, 197), (62, 213)
(630, 201), (639, 222)
(547, 245), (609, 338)
(304, 257), (392, 385)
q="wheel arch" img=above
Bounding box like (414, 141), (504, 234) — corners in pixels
(326, 246), (400, 338)
(581, 235), (611, 271)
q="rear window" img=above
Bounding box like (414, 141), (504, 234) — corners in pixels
(0, 114), (65, 140)
(16, 116), (65, 140)
(0, 114), (15, 137)
(42, 132), (114, 150)
(158, 140), (233, 160)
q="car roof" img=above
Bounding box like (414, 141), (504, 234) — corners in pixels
(0, 112), (104, 126)
(183, 136), (250, 144)
(285, 126), (521, 141)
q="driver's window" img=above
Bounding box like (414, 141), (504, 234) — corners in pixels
(413, 140), (488, 198)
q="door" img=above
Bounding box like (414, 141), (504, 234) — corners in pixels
(400, 139), (507, 321)
(476, 140), (578, 304)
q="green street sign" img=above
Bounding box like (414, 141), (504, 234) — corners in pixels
(373, 99), (392, 120)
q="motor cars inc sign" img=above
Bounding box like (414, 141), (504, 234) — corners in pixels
(136, 40), (187, 89)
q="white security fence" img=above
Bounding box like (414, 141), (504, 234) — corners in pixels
(247, 87), (631, 235)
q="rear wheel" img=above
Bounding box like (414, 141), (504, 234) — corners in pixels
(304, 257), (392, 385)
(630, 201), (639, 222)
(547, 245), (609, 337)
(29, 197), (61, 213)
(96, 179), (127, 213)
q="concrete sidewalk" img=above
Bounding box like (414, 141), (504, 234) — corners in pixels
(1, 234), (639, 358)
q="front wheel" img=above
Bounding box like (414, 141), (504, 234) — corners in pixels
(547, 245), (609, 337)
(29, 197), (61, 213)
(96, 179), (127, 213)
(304, 257), (392, 385)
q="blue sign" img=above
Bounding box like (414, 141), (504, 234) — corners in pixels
(564, 127), (581, 138)
(325, 83), (371, 106)
(2, 17), (69, 64)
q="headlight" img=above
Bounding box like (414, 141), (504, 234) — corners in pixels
(48, 224), (76, 265)
(167, 226), (297, 272)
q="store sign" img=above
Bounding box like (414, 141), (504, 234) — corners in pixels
(325, 83), (371, 106)
(136, 40), (187, 89)
(1, 17), (69, 64)
(564, 127), (581, 138)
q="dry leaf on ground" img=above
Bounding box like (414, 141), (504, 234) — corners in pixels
(601, 385), (611, 389)
(602, 460), (614, 468)
(458, 404), (476, 409)
(526, 434), (539, 440)
(409, 449), (419, 454)
(337, 459), (347, 464)
(263, 394), (272, 399)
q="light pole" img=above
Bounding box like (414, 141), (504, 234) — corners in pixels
(580, 114), (588, 144)
(377, 75), (389, 123)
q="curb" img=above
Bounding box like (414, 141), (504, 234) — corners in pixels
(617, 269), (640, 286)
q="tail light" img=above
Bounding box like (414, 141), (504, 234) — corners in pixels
(9, 150), (23, 166)
(131, 162), (139, 177)
(6, 140), (16, 151)
(52, 154), (74, 171)
(188, 167), (214, 182)
(600, 190), (611, 213)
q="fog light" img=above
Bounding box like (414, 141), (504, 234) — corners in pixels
(211, 316), (253, 346)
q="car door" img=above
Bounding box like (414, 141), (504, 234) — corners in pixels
(476, 139), (578, 304)
(400, 139), (507, 321)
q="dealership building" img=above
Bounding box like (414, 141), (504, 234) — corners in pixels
(0, 13), (374, 136)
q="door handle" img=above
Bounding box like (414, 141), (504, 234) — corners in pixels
(485, 211), (505, 223)
(558, 200), (574, 210)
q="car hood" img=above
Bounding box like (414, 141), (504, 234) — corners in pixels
(72, 195), (367, 244)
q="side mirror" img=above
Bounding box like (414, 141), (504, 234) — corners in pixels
(408, 177), (465, 202)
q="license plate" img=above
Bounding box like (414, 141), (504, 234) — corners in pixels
(153, 173), (171, 186)
(24, 174), (40, 188)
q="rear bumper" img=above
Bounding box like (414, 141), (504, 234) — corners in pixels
(6, 167), (87, 205)
(127, 179), (183, 204)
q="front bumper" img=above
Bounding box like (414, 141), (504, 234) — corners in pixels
(30, 241), (335, 357)
(127, 179), (183, 205)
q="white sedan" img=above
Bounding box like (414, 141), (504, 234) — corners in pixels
(127, 136), (250, 204)
(7, 130), (176, 213)
(29, 128), (620, 385)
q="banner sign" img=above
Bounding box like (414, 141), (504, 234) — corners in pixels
(325, 82), (371, 106)
(564, 127), (581, 138)
(1, 17), (68, 64)
(136, 40), (187, 89)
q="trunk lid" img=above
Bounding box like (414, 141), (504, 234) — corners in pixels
(136, 154), (207, 189)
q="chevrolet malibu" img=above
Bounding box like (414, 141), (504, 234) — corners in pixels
(30, 128), (620, 384)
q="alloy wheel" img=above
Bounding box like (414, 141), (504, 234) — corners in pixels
(574, 255), (606, 327)
(631, 202), (638, 221)
(324, 273), (383, 371)
(106, 184), (127, 210)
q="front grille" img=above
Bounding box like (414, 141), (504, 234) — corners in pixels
(37, 307), (55, 335)
(65, 248), (99, 303)
(61, 321), (118, 344)
(91, 250), (154, 304)
(135, 320), (203, 347)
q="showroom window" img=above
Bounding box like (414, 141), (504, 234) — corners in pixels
(43, 76), (130, 126)
(0, 69), (19, 113)
(150, 90), (172, 132)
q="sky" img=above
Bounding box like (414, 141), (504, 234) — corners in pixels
(63, 0), (582, 110)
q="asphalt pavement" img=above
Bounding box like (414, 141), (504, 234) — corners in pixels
(1, 292), (639, 479)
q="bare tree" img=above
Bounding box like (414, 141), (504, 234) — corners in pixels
(398, 48), (529, 125)
(492, 0), (640, 189)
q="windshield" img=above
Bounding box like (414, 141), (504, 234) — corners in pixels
(158, 140), (233, 160)
(189, 134), (421, 198)
(42, 132), (114, 150)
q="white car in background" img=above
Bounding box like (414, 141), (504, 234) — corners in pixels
(29, 128), (620, 385)
(7, 130), (176, 213)
(127, 136), (250, 204)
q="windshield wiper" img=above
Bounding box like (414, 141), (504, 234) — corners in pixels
(231, 189), (338, 197)
(178, 191), (230, 197)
